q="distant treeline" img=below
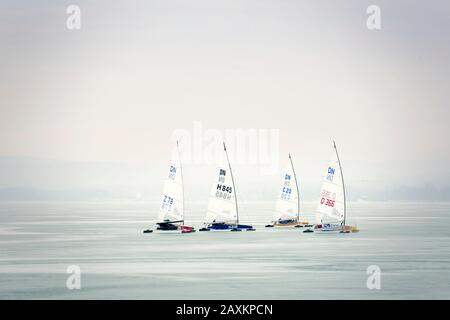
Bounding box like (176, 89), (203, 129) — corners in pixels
(1, 185), (450, 202)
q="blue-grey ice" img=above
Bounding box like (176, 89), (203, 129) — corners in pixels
(0, 201), (449, 299)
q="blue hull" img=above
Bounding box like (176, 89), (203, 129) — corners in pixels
(207, 223), (253, 230)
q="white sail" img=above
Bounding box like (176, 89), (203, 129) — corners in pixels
(158, 144), (184, 223)
(274, 157), (299, 222)
(315, 144), (345, 224)
(205, 148), (237, 224)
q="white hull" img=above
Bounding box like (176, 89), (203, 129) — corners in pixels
(312, 224), (358, 233)
(153, 229), (182, 234)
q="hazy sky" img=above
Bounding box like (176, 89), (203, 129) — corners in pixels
(1, 0), (449, 199)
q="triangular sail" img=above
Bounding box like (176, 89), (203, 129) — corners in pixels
(315, 143), (345, 224)
(205, 145), (237, 224)
(274, 155), (299, 222)
(158, 143), (184, 223)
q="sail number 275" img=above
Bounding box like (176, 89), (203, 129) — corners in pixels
(161, 195), (174, 211)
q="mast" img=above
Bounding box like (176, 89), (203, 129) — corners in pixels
(176, 140), (184, 225)
(223, 142), (239, 225)
(333, 140), (346, 226)
(288, 153), (300, 222)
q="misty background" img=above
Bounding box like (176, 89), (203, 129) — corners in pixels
(1, 0), (449, 202)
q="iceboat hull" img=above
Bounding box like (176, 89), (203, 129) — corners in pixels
(152, 222), (196, 234)
(313, 223), (358, 233)
(204, 222), (254, 231)
(272, 220), (309, 227)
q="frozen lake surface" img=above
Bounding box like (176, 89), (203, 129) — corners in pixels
(0, 201), (449, 299)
